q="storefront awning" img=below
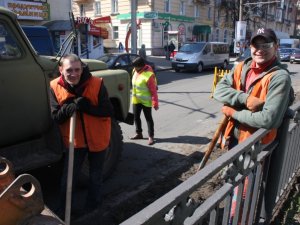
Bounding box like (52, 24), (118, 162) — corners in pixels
(192, 25), (211, 35)
(43, 20), (72, 31)
(89, 24), (109, 39)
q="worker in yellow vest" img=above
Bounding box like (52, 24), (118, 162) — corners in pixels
(130, 57), (159, 145)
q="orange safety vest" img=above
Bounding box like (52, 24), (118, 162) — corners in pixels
(50, 76), (111, 152)
(221, 62), (277, 149)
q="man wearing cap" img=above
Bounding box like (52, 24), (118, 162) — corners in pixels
(213, 28), (293, 223)
(214, 27), (292, 149)
(130, 56), (159, 145)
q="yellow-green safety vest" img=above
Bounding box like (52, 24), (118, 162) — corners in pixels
(132, 70), (154, 107)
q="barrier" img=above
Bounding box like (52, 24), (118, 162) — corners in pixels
(211, 67), (230, 98)
(120, 99), (300, 225)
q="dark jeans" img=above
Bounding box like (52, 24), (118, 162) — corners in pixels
(133, 103), (154, 137)
(57, 147), (106, 217)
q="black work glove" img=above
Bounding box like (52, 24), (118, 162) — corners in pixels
(74, 97), (90, 112)
(61, 102), (77, 117)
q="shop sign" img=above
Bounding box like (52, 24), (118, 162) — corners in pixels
(144, 12), (158, 19)
(158, 13), (194, 23)
(178, 24), (185, 35)
(76, 17), (94, 25)
(6, 0), (49, 20)
(94, 16), (111, 25)
(89, 24), (108, 39)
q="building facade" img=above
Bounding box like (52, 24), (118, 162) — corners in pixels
(0, 0), (299, 58)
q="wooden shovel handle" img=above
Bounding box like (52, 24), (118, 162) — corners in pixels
(197, 116), (229, 171)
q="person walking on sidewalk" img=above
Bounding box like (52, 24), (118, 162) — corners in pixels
(138, 44), (147, 60)
(213, 28), (293, 224)
(130, 56), (159, 145)
(50, 53), (113, 217)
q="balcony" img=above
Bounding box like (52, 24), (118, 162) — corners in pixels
(73, 0), (94, 3)
(284, 19), (291, 26)
(267, 14), (275, 21)
(193, 0), (210, 4)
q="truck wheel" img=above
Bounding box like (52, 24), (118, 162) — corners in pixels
(103, 119), (123, 179)
(82, 119), (123, 180)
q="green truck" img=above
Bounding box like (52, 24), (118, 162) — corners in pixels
(0, 6), (132, 179)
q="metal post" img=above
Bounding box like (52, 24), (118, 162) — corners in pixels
(239, 0), (243, 21)
(131, 0), (137, 54)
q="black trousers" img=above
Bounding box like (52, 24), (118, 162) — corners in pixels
(133, 103), (154, 137)
(57, 148), (106, 217)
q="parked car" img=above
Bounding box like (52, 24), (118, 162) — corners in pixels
(98, 53), (156, 76)
(279, 48), (298, 62)
(290, 49), (300, 64)
(171, 42), (230, 73)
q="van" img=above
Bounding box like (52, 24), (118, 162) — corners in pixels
(171, 42), (230, 72)
(21, 25), (55, 56)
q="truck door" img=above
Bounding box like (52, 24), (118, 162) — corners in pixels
(0, 17), (50, 146)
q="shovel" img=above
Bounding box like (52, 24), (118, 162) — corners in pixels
(197, 116), (229, 171)
(65, 112), (76, 225)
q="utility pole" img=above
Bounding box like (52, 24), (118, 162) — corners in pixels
(131, 0), (137, 54)
(239, 0), (243, 21)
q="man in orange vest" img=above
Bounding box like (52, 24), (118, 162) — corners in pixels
(50, 54), (113, 217)
(214, 28), (292, 149)
(130, 56), (159, 145)
(213, 28), (293, 224)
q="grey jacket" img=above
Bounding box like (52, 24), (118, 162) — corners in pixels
(213, 57), (292, 130)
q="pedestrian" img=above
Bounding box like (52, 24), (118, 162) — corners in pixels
(118, 42), (124, 52)
(50, 53), (113, 217)
(138, 44), (147, 60)
(130, 56), (159, 145)
(213, 28), (293, 223)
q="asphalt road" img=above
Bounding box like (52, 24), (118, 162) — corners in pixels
(30, 61), (300, 225)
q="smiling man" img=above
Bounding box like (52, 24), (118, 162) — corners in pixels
(49, 54), (113, 218)
(213, 28), (293, 223)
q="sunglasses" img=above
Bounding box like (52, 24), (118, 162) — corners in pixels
(251, 42), (274, 50)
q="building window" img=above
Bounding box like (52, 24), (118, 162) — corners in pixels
(179, 1), (185, 15)
(80, 4), (85, 16)
(164, 0), (170, 13)
(223, 30), (228, 43)
(95, 1), (101, 16)
(194, 5), (200, 18)
(112, 0), (118, 14)
(113, 26), (119, 39)
(215, 29), (219, 41)
(93, 36), (101, 47)
(207, 7), (211, 20)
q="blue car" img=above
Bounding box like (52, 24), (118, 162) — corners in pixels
(279, 48), (298, 62)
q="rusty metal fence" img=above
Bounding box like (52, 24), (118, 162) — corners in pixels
(120, 100), (300, 225)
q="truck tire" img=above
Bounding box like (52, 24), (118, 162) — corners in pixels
(82, 119), (123, 181)
(103, 119), (123, 180)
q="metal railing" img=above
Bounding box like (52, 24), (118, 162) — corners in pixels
(120, 100), (300, 225)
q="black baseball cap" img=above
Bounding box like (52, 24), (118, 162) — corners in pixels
(250, 28), (278, 44)
(132, 56), (145, 68)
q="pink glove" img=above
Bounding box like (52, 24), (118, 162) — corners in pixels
(222, 106), (236, 117)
